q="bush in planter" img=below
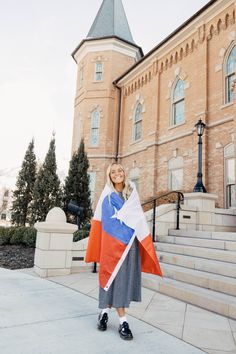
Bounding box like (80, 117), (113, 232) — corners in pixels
(22, 227), (36, 247)
(0, 227), (9, 245)
(9, 227), (26, 245)
(0, 226), (16, 245)
(73, 223), (91, 242)
(0, 226), (37, 247)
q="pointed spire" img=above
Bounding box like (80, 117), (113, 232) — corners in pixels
(87, 0), (135, 44)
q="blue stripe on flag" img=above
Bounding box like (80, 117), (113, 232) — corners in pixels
(102, 193), (134, 245)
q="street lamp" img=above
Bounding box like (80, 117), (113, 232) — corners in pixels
(193, 119), (207, 193)
(67, 200), (84, 229)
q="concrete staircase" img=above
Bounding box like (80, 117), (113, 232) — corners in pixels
(142, 229), (236, 319)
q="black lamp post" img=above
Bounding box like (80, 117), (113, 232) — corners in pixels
(193, 119), (207, 193)
(67, 201), (84, 229)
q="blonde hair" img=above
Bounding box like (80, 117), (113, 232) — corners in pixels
(106, 163), (133, 200)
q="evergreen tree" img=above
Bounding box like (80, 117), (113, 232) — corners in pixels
(31, 137), (62, 223)
(11, 139), (37, 226)
(63, 139), (92, 227)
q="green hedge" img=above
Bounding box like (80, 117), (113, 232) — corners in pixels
(0, 226), (36, 247)
(0, 223), (91, 247)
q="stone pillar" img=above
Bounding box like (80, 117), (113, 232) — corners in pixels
(34, 207), (77, 277)
(184, 193), (218, 231)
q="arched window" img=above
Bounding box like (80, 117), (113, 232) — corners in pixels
(90, 110), (100, 146)
(133, 103), (142, 141)
(172, 79), (185, 125)
(225, 46), (236, 103)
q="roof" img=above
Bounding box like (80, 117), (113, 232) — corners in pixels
(87, 0), (135, 44)
(113, 0), (219, 85)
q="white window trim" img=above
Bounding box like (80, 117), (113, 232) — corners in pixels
(224, 143), (235, 208)
(94, 62), (103, 81)
(171, 78), (185, 127)
(223, 43), (236, 105)
(132, 102), (143, 142)
(90, 110), (100, 147)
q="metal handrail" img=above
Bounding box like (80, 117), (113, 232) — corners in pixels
(142, 191), (184, 242)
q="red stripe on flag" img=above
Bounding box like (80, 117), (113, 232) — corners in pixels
(99, 230), (126, 289)
(85, 220), (102, 263)
(140, 235), (163, 277)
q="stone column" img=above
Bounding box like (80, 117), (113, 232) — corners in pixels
(34, 207), (77, 277)
(184, 192), (218, 231)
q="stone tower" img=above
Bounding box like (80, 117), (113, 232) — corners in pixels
(71, 0), (142, 204)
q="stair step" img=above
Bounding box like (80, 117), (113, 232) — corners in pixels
(157, 251), (236, 278)
(155, 242), (236, 263)
(169, 229), (236, 241)
(157, 235), (236, 251)
(142, 274), (236, 319)
(160, 263), (236, 296)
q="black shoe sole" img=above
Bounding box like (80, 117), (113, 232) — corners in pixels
(97, 325), (107, 331)
(119, 334), (133, 340)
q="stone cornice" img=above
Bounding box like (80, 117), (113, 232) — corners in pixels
(207, 115), (234, 127)
(87, 154), (116, 159)
(118, 0), (235, 94)
(73, 38), (141, 65)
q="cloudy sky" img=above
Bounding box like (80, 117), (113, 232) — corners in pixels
(0, 0), (209, 185)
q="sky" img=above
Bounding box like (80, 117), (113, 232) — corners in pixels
(0, 0), (210, 187)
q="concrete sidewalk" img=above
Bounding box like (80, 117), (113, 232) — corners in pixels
(46, 271), (236, 354)
(0, 267), (206, 354)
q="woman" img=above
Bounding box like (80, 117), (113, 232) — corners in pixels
(85, 163), (162, 340)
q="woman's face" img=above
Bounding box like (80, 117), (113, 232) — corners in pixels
(109, 164), (125, 185)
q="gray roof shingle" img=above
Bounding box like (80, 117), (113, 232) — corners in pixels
(87, 0), (135, 44)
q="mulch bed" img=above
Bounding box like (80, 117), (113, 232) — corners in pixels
(0, 245), (35, 270)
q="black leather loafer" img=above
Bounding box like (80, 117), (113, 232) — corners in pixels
(118, 321), (133, 340)
(97, 312), (108, 331)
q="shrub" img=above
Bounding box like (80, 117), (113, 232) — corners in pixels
(9, 227), (26, 245)
(73, 223), (90, 242)
(0, 226), (10, 245)
(0, 226), (36, 247)
(22, 227), (37, 247)
(5, 227), (17, 244)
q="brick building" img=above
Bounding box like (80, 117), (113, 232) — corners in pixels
(71, 0), (236, 208)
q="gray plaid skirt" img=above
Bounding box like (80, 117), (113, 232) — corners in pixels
(98, 237), (141, 309)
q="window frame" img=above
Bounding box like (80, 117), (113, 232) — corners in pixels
(94, 62), (103, 81)
(224, 143), (235, 208)
(172, 79), (185, 126)
(90, 110), (100, 147)
(133, 102), (142, 142)
(225, 46), (236, 104)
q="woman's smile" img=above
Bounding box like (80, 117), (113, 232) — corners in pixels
(110, 165), (125, 184)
